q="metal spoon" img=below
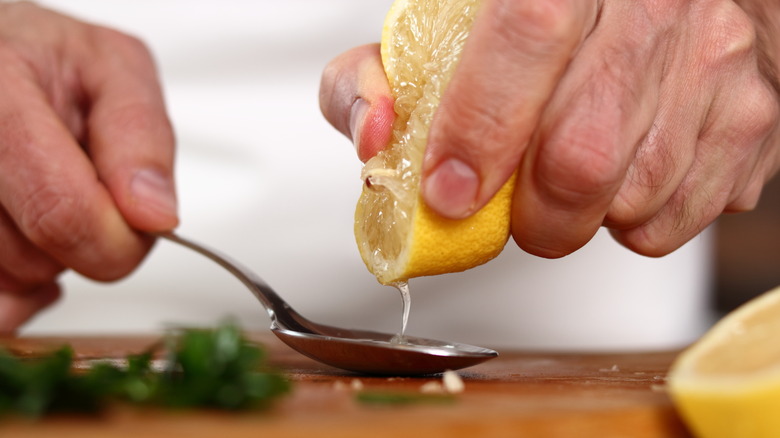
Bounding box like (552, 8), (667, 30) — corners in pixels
(156, 232), (498, 375)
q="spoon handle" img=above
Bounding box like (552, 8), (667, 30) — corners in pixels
(153, 231), (289, 322)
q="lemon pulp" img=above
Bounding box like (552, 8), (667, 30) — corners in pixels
(667, 285), (780, 438)
(355, 0), (513, 285)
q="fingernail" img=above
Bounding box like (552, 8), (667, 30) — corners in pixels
(350, 98), (369, 153)
(131, 169), (177, 217)
(422, 158), (479, 219)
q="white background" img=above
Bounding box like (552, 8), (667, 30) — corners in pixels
(25, 0), (715, 351)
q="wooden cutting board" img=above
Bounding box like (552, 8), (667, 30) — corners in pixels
(0, 334), (692, 438)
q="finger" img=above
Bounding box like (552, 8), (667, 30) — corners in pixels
(511, 3), (664, 257)
(0, 282), (61, 335)
(0, 61), (151, 281)
(320, 43), (395, 162)
(723, 78), (780, 212)
(613, 70), (780, 255)
(77, 26), (178, 232)
(725, 152), (775, 213)
(604, 116), (699, 230)
(609, 2), (774, 226)
(602, 69), (707, 230)
(421, 0), (599, 219)
(612, 2), (780, 255)
(609, 167), (716, 256)
(0, 209), (64, 287)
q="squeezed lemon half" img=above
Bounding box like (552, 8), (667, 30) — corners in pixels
(668, 285), (780, 438)
(355, 0), (514, 285)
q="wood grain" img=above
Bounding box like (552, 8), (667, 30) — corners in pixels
(0, 334), (693, 438)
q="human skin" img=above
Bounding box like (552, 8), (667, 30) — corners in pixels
(2, 0), (779, 333)
(0, 2), (178, 333)
(320, 0), (780, 258)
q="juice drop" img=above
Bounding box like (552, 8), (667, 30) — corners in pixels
(390, 281), (411, 344)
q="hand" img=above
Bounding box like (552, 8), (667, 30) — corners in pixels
(320, 0), (780, 259)
(0, 3), (178, 334)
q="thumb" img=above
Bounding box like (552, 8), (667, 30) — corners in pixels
(79, 28), (178, 232)
(421, 0), (596, 219)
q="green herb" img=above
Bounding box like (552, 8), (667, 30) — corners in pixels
(356, 390), (456, 406)
(0, 346), (104, 416)
(0, 322), (290, 417)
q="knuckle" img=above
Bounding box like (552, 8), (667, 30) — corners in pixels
(608, 190), (647, 227)
(84, 25), (161, 84)
(0, 41), (34, 78)
(492, 0), (579, 48)
(536, 130), (625, 206)
(113, 100), (170, 132)
(716, 80), (780, 150)
(726, 194), (760, 213)
(18, 185), (90, 255)
(89, 25), (154, 61)
(742, 83), (780, 140)
(434, 95), (513, 159)
(616, 222), (687, 257)
(726, 177), (764, 212)
(94, 99), (175, 148)
(700, 2), (756, 68)
(618, 187), (719, 257)
(608, 140), (677, 226)
(608, 182), (665, 228)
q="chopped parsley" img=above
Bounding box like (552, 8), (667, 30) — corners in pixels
(0, 322), (290, 417)
(356, 391), (456, 406)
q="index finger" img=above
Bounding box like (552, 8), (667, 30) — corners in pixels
(0, 62), (150, 281)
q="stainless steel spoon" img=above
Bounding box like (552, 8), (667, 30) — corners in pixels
(156, 232), (497, 375)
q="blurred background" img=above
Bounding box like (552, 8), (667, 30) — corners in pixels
(21, 0), (777, 351)
(714, 176), (780, 313)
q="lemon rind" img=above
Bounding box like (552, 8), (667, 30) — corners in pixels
(371, 174), (515, 285)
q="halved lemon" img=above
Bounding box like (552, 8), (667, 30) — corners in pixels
(354, 0), (515, 285)
(667, 285), (780, 438)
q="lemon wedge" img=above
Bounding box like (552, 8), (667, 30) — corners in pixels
(354, 0), (514, 285)
(668, 285), (780, 438)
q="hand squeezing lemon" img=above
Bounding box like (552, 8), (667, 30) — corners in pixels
(355, 2), (780, 437)
(354, 0), (515, 285)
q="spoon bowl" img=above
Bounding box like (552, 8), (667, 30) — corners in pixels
(157, 232), (497, 375)
(272, 327), (498, 375)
